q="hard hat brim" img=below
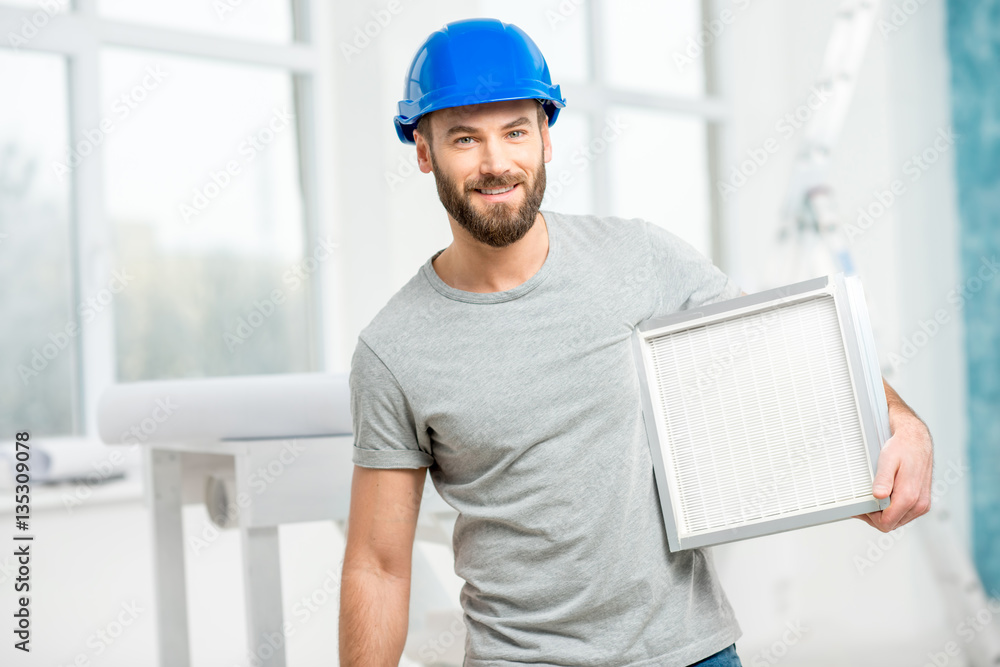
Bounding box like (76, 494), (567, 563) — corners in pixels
(394, 86), (565, 145)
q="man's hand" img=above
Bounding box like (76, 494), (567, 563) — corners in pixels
(854, 378), (934, 532)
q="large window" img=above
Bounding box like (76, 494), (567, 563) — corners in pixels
(101, 48), (311, 381)
(0, 50), (75, 436)
(0, 0), (332, 436)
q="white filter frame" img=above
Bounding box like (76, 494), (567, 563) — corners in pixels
(631, 274), (891, 551)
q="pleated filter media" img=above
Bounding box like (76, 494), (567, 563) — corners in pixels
(632, 274), (891, 551)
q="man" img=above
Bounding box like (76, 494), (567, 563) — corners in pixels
(339, 18), (933, 667)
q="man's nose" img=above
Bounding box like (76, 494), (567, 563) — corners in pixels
(478, 137), (511, 175)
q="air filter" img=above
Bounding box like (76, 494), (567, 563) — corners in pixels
(632, 274), (890, 551)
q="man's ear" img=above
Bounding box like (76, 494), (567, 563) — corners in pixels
(414, 127), (434, 174)
(541, 117), (553, 164)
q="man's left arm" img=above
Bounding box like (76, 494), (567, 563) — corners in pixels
(854, 378), (934, 532)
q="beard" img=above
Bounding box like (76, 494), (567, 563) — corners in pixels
(430, 148), (546, 248)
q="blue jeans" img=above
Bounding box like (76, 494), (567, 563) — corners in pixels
(687, 643), (742, 666)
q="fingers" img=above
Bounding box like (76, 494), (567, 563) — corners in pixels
(859, 416), (935, 534)
(872, 438), (901, 499)
(852, 443), (892, 530)
(858, 510), (895, 532)
(891, 488), (933, 530)
(863, 477), (930, 532)
(871, 486), (911, 532)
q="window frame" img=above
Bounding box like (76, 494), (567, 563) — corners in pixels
(573, 0), (734, 266)
(0, 0), (338, 437)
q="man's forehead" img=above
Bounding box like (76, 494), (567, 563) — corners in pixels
(433, 99), (541, 129)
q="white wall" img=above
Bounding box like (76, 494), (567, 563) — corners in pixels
(711, 1), (972, 665)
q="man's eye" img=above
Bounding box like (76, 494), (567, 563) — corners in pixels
(457, 137), (473, 144)
(509, 130), (525, 138)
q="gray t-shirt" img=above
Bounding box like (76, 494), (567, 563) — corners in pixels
(350, 210), (743, 666)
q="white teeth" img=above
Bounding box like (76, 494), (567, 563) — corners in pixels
(480, 185), (515, 195)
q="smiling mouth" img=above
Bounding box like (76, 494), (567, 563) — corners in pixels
(476, 183), (516, 193)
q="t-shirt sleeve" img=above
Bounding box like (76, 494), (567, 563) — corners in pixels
(643, 220), (742, 315)
(349, 337), (434, 469)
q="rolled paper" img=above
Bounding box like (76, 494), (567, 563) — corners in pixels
(96, 373), (351, 445)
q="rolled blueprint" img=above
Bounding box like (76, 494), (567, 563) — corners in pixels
(96, 372), (351, 445)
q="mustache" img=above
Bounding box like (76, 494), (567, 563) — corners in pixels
(465, 175), (522, 192)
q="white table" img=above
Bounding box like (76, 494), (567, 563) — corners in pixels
(97, 374), (456, 666)
(143, 436), (454, 667)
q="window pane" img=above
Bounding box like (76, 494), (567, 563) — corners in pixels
(98, 0), (293, 43)
(101, 48), (312, 381)
(0, 50), (75, 436)
(601, 0), (706, 97)
(477, 0), (589, 82)
(607, 107), (712, 258)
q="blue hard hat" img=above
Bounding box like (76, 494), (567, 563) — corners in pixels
(394, 18), (566, 144)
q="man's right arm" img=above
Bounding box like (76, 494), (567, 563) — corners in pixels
(339, 464), (426, 666)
